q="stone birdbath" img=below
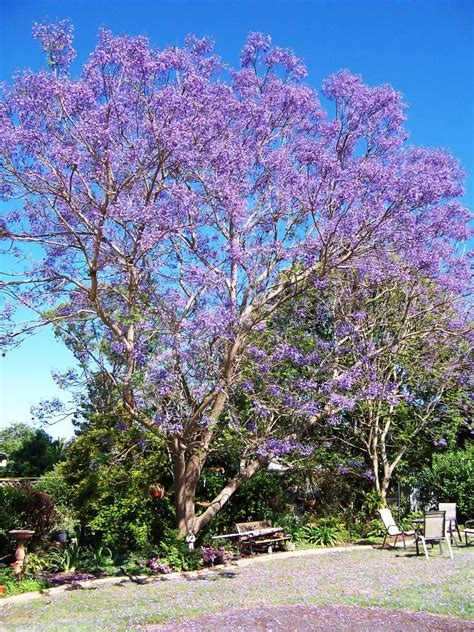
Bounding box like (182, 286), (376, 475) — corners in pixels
(9, 530), (35, 578)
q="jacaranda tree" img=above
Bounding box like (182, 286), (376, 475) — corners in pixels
(0, 22), (471, 535)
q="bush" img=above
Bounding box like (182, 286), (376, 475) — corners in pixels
(157, 531), (202, 572)
(415, 446), (474, 522)
(0, 486), (56, 554)
(145, 556), (172, 574)
(201, 545), (231, 567)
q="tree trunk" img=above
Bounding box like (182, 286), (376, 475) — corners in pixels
(194, 459), (263, 533)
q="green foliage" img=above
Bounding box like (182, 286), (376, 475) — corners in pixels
(42, 544), (116, 574)
(293, 518), (345, 547)
(360, 489), (385, 517)
(0, 567), (48, 597)
(88, 497), (153, 553)
(0, 423), (66, 477)
(0, 486), (28, 553)
(35, 464), (76, 509)
(414, 446), (474, 522)
(59, 412), (174, 553)
(79, 546), (114, 573)
(363, 518), (386, 539)
(23, 552), (50, 574)
(45, 543), (83, 572)
(158, 531), (201, 572)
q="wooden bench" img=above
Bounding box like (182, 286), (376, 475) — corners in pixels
(235, 520), (292, 555)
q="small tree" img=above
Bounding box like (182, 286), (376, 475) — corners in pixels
(0, 23), (470, 534)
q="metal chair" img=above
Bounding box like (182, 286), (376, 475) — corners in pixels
(438, 503), (461, 544)
(416, 511), (453, 560)
(464, 520), (474, 546)
(378, 508), (415, 550)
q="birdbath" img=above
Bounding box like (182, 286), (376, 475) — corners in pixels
(9, 530), (35, 578)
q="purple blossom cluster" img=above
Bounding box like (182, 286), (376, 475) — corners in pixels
(200, 546), (231, 567)
(145, 556), (172, 574)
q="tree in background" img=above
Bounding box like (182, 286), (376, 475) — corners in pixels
(0, 422), (66, 477)
(0, 22), (471, 535)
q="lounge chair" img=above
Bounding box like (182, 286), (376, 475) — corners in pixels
(416, 511), (453, 560)
(438, 503), (461, 544)
(378, 508), (415, 550)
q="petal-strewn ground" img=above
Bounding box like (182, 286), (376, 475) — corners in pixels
(151, 604), (473, 631)
(0, 546), (473, 631)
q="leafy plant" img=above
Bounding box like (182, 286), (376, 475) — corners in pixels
(80, 546), (115, 573)
(45, 544), (83, 573)
(158, 532), (201, 572)
(0, 567), (48, 597)
(414, 446), (474, 522)
(364, 518), (386, 539)
(23, 552), (50, 575)
(294, 523), (344, 547)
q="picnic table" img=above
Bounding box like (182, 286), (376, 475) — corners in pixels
(212, 520), (292, 555)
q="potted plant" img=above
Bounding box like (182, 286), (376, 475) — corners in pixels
(53, 508), (79, 543)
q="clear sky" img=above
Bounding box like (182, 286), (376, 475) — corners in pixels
(0, 0), (473, 438)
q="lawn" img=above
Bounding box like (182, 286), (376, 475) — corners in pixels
(0, 547), (473, 631)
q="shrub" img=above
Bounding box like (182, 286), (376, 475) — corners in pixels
(45, 544), (83, 573)
(294, 523), (344, 547)
(145, 556), (172, 574)
(201, 546), (231, 567)
(88, 497), (153, 553)
(415, 446), (474, 522)
(158, 531), (202, 572)
(0, 486), (56, 554)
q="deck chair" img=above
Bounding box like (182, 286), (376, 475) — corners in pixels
(378, 508), (415, 550)
(438, 503), (461, 544)
(416, 511), (453, 560)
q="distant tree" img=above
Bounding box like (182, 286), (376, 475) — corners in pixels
(0, 23), (470, 534)
(0, 422), (66, 476)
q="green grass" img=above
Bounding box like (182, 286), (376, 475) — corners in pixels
(0, 547), (472, 631)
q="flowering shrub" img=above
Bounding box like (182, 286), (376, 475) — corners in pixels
(145, 557), (172, 574)
(201, 546), (231, 567)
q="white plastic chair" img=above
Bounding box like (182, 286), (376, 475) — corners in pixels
(438, 503), (461, 544)
(378, 508), (415, 549)
(416, 511), (453, 560)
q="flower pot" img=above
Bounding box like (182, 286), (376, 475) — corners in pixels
(0, 585), (7, 596)
(57, 531), (68, 544)
(149, 485), (165, 499)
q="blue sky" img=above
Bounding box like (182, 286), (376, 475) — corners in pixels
(0, 0), (473, 438)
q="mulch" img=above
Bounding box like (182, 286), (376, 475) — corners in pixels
(147, 604), (474, 631)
